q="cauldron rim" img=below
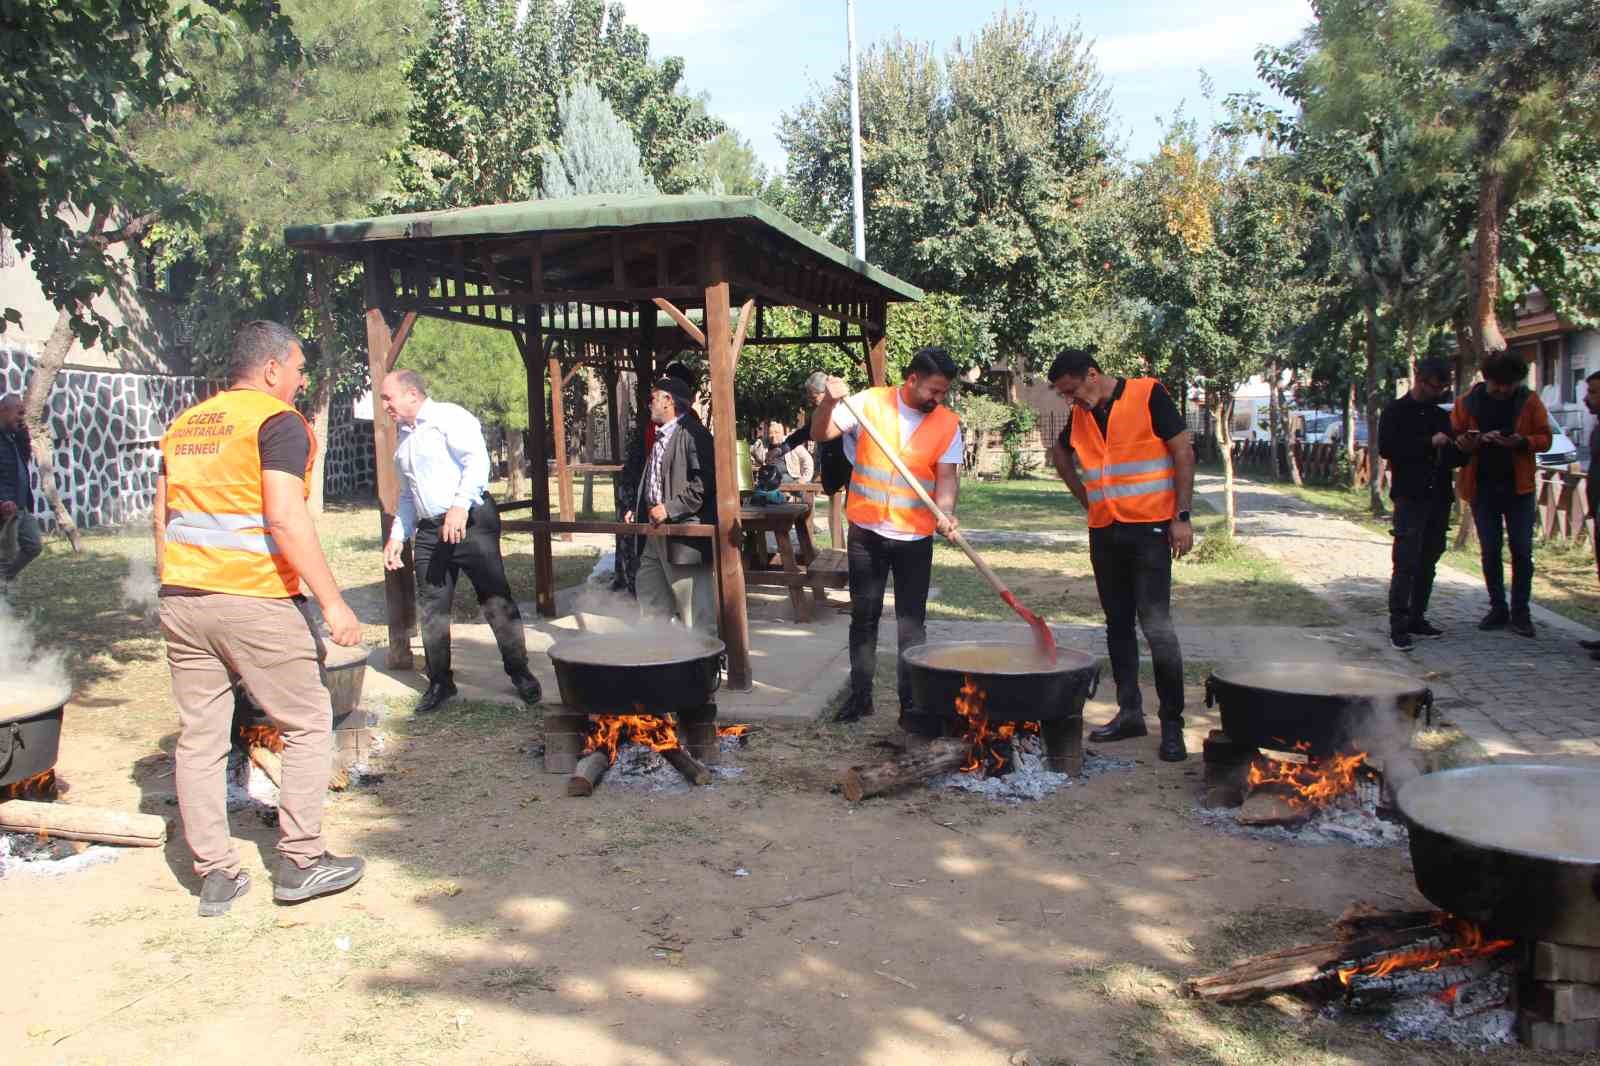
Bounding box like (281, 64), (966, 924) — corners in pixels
(1397, 763), (1600, 867)
(548, 631), (725, 668)
(1208, 662), (1428, 701)
(902, 639), (1097, 678)
(0, 683), (72, 725)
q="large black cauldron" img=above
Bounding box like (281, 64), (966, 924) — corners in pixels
(901, 641), (1099, 736)
(1204, 663), (1431, 757)
(1398, 765), (1600, 947)
(547, 632), (724, 714)
(1, 683), (69, 788)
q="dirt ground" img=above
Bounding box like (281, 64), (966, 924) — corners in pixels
(4, 668), (1571, 1066)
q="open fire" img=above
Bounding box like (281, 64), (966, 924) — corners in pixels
(1336, 914), (1516, 986)
(1247, 742), (1372, 811)
(578, 714), (748, 764)
(952, 677), (1039, 776)
(1, 768), (60, 802)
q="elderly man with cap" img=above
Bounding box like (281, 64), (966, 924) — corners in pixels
(624, 373), (718, 633)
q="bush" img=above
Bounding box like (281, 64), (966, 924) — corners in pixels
(1186, 528), (1243, 565)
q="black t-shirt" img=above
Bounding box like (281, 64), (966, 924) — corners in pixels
(1056, 379), (1187, 456)
(1474, 392), (1517, 487)
(159, 412), (311, 596)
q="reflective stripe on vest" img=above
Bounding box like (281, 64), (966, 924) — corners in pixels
(159, 389), (315, 597)
(844, 386), (959, 536)
(1070, 378), (1178, 528)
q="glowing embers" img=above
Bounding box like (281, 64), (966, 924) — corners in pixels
(0, 768), (60, 802)
(951, 676), (1040, 776)
(1245, 741), (1375, 815)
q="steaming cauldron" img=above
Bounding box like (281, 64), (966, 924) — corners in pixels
(0, 683), (69, 788)
(547, 632), (724, 714)
(901, 641), (1099, 736)
(1398, 765), (1600, 947)
(1204, 663), (1432, 757)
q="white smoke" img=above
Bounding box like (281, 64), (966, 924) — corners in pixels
(120, 555), (159, 619)
(0, 598), (70, 710)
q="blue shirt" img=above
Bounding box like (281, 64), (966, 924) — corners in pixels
(389, 399), (491, 543)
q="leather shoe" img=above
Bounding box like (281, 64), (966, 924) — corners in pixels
(1509, 615), (1536, 639)
(1580, 639), (1600, 652)
(511, 671), (542, 704)
(415, 680), (458, 714)
(1158, 721), (1188, 762)
(832, 697), (875, 723)
(1478, 608), (1509, 631)
(1089, 711), (1148, 743)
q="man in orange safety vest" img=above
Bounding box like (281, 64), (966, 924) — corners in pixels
(1048, 348), (1195, 762)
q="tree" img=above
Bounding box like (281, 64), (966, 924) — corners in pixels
(2, 0), (298, 546)
(391, 0), (721, 210)
(690, 131), (768, 196)
(127, 0), (427, 510)
(540, 81), (656, 197)
(777, 10), (1115, 370)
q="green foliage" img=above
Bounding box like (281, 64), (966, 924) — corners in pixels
(396, 318), (529, 431)
(539, 80), (655, 197)
(1, 0), (299, 345)
(1501, 133), (1600, 329)
(688, 130), (767, 196)
(390, 0), (721, 210)
(777, 10), (1115, 370)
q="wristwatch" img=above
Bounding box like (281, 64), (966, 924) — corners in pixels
(1176, 510), (1191, 522)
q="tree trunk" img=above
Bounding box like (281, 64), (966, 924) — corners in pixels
(24, 309), (85, 551)
(1473, 166), (1508, 362)
(1267, 358), (1283, 481)
(1365, 306), (1386, 516)
(1452, 316), (1479, 551)
(305, 375), (333, 515)
(1343, 379), (1356, 483)
(1217, 394), (1237, 537)
(506, 428), (525, 501)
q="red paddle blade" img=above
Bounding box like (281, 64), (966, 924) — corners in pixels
(1000, 591), (1057, 664)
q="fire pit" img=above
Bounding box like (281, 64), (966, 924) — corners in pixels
(901, 641), (1098, 775)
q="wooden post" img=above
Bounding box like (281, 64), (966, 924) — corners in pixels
(866, 301), (888, 386)
(634, 308), (656, 443)
(549, 351), (574, 541)
(601, 365), (623, 464)
(363, 250), (416, 669)
(703, 230), (753, 690)
(517, 325), (557, 617)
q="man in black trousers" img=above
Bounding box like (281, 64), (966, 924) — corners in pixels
(380, 370), (541, 713)
(1378, 358), (1465, 651)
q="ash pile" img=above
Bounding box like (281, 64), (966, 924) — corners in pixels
(228, 707), (388, 825)
(605, 730), (749, 795)
(929, 736), (1135, 803)
(0, 828), (121, 879)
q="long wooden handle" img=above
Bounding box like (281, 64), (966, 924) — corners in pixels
(838, 395), (1014, 600)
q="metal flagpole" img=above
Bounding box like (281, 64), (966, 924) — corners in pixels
(846, 0), (866, 260)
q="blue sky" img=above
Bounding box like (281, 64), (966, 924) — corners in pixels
(624, 0), (1316, 174)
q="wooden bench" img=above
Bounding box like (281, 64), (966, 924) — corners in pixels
(806, 548), (849, 606)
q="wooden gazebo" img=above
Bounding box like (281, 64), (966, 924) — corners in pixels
(285, 193), (922, 690)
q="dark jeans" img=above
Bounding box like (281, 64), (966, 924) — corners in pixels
(412, 497), (528, 685)
(847, 524), (933, 712)
(1088, 522), (1184, 723)
(1388, 495), (1451, 634)
(1472, 482), (1535, 617)
(1, 511), (43, 580)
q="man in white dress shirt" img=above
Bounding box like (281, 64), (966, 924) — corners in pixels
(379, 371), (541, 713)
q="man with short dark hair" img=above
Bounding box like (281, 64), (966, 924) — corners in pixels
(814, 347), (963, 723)
(1046, 348), (1194, 762)
(1379, 358), (1465, 650)
(1451, 352), (1553, 637)
(381, 370), (542, 713)
(624, 375), (718, 632)
(156, 320), (366, 916)
(0, 394), (42, 586)
(1581, 371), (1600, 659)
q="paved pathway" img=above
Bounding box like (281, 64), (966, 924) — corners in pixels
(1196, 474), (1600, 763)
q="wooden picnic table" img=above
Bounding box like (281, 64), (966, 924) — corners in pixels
(739, 500), (817, 622)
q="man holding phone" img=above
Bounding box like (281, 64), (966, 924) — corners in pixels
(1451, 353), (1553, 637)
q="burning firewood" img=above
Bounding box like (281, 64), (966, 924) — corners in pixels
(567, 751), (611, 797)
(661, 747), (711, 786)
(0, 799), (168, 847)
(247, 745), (282, 788)
(842, 738), (970, 802)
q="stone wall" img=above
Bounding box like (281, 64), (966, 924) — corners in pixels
(1, 347), (374, 531)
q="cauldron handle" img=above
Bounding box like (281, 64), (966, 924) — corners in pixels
(712, 654), (726, 694)
(1420, 687), (1434, 727)
(1087, 664), (1100, 701)
(1204, 675), (1215, 708)
(0, 722), (18, 779)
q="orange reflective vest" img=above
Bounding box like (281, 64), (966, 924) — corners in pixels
(159, 388), (315, 598)
(844, 386), (960, 537)
(1070, 378), (1177, 528)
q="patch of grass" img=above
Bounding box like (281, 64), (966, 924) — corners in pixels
(481, 964), (557, 993)
(588, 815), (710, 852)
(1413, 725), (1489, 772)
(399, 697), (541, 736)
(1187, 906), (1329, 969)
(949, 472), (1086, 531)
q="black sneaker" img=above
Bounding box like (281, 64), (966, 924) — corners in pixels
(832, 697), (875, 723)
(1478, 608), (1510, 631)
(1390, 631), (1415, 652)
(274, 853), (366, 903)
(198, 870), (251, 917)
(1509, 615), (1536, 639)
(1409, 619), (1445, 638)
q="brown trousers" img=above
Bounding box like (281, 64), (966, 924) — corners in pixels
(160, 594), (332, 878)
